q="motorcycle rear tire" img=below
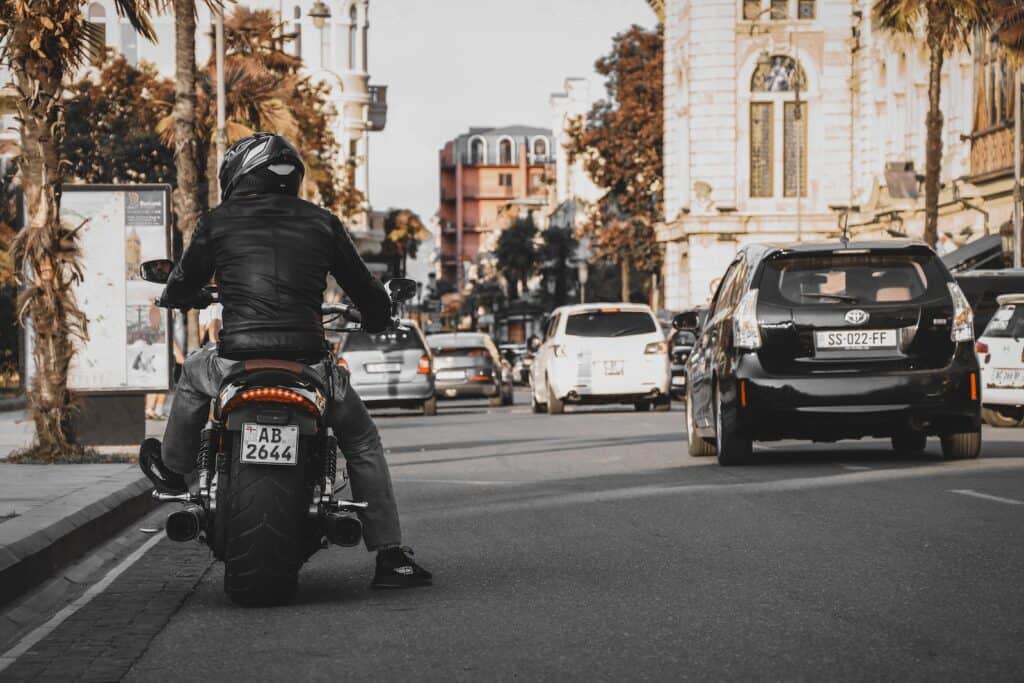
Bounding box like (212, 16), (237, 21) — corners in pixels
(223, 433), (306, 607)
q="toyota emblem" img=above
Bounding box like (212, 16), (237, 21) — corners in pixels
(845, 309), (869, 325)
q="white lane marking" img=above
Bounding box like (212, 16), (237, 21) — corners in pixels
(0, 532), (164, 674)
(949, 489), (1024, 506)
(404, 459), (1024, 521)
(842, 465), (872, 471)
(393, 478), (524, 486)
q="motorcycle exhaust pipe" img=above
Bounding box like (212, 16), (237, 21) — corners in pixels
(165, 505), (205, 542)
(324, 512), (363, 547)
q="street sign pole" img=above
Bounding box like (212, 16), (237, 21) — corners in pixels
(1014, 65), (1022, 269)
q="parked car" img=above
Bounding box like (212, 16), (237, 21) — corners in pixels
(669, 307), (707, 399)
(427, 332), (514, 406)
(680, 240), (982, 465)
(976, 294), (1024, 427)
(530, 303), (670, 414)
(337, 320), (437, 416)
(953, 268), (1024, 336)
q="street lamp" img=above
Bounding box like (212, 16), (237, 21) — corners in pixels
(308, 1), (331, 29)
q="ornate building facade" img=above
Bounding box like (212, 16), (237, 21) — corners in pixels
(655, 0), (988, 310)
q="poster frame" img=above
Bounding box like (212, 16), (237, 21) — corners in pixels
(20, 183), (174, 395)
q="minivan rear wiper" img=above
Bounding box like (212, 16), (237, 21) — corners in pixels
(610, 327), (651, 337)
(800, 292), (859, 303)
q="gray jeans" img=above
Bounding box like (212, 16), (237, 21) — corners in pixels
(163, 344), (402, 550)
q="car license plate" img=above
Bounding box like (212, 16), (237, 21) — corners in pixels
(436, 370), (464, 381)
(988, 368), (1024, 389)
(815, 329), (897, 350)
(602, 360), (624, 375)
(366, 362), (402, 373)
(241, 423), (299, 466)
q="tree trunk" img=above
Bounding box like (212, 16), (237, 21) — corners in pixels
(923, 41), (945, 249)
(620, 260), (631, 302)
(10, 23), (88, 458)
(173, 0), (202, 351)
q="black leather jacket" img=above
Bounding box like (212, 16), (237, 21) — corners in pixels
(162, 193), (390, 361)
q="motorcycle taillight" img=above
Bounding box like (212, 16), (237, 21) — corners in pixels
(222, 387), (320, 416)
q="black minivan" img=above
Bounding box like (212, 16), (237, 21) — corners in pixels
(678, 241), (982, 465)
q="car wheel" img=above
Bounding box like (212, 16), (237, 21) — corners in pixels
(546, 377), (564, 415)
(891, 430), (926, 455)
(653, 395), (671, 412)
(502, 386), (514, 406)
(940, 431), (982, 460)
(981, 406), (1024, 428)
(531, 385), (546, 413)
(634, 401), (651, 412)
(421, 396), (438, 417)
(686, 389), (716, 457)
(715, 380), (753, 466)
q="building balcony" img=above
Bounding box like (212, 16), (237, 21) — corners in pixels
(368, 85), (387, 132)
(970, 124), (1016, 181)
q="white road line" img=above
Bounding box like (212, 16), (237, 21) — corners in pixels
(842, 465), (872, 471)
(0, 532), (164, 674)
(393, 478), (524, 486)
(949, 489), (1024, 506)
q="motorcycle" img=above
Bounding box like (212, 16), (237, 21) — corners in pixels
(139, 259), (418, 606)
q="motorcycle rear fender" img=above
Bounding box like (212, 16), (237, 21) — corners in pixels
(223, 403), (320, 435)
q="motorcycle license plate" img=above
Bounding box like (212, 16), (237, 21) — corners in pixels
(241, 423), (299, 466)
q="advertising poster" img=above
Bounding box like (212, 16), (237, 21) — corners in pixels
(27, 186), (172, 392)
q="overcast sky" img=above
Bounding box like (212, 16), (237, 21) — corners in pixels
(367, 0), (655, 224)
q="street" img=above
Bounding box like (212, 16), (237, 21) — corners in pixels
(2, 390), (1022, 681)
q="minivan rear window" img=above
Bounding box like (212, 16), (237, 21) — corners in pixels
(565, 311), (657, 337)
(763, 254), (930, 305)
(982, 305), (1024, 338)
(341, 329), (422, 352)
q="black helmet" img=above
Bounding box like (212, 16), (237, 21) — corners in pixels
(219, 132), (305, 201)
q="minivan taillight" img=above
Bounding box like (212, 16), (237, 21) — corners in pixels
(337, 357), (349, 370)
(417, 355), (431, 374)
(947, 282), (974, 342)
(733, 289), (762, 350)
(975, 341), (989, 354)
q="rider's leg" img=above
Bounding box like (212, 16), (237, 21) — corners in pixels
(162, 344), (229, 475)
(326, 382), (402, 550)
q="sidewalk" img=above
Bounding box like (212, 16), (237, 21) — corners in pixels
(0, 409), (168, 606)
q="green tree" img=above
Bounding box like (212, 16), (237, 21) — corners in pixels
(538, 225), (577, 309)
(64, 56), (176, 184)
(566, 24), (663, 302)
(873, 0), (997, 247)
(383, 208), (430, 275)
(494, 213), (538, 300)
(0, 0), (173, 458)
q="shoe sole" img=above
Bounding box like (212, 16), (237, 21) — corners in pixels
(371, 579), (433, 589)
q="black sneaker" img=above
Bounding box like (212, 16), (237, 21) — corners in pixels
(139, 438), (187, 494)
(372, 546), (433, 589)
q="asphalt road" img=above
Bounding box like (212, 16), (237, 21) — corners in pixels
(3, 389), (1024, 681)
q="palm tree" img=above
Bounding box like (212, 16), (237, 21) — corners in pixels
(873, 1), (997, 248)
(0, 0), (168, 457)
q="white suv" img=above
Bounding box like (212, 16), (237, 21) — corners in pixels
(530, 303), (670, 414)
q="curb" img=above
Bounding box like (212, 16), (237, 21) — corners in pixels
(0, 397), (26, 413)
(0, 476), (155, 608)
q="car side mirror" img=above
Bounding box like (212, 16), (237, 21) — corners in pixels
(528, 337), (541, 352)
(385, 278), (418, 303)
(672, 311), (700, 331)
(140, 259), (174, 284)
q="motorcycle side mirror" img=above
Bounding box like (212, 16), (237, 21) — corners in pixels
(672, 311), (700, 332)
(385, 278), (418, 303)
(140, 259), (175, 284)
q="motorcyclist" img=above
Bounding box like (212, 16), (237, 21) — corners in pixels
(138, 132), (431, 589)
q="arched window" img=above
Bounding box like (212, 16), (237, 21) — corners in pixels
(348, 5), (357, 70)
(470, 137), (486, 165)
(292, 6), (302, 58)
(531, 137), (548, 159)
(86, 3), (107, 65)
(498, 138), (513, 165)
(749, 55), (807, 198)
